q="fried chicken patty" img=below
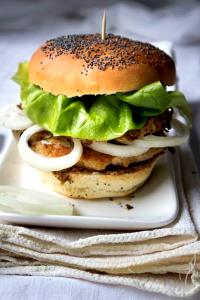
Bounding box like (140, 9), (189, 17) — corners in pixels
(30, 136), (164, 171)
(116, 109), (172, 144)
(29, 113), (169, 171)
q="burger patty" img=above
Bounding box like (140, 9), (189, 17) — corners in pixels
(53, 156), (158, 185)
(29, 114), (167, 171)
(116, 109), (172, 144)
(77, 147), (164, 170)
(30, 138), (164, 171)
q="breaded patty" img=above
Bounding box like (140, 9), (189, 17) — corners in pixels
(28, 111), (171, 171)
(29, 133), (164, 171)
(116, 109), (172, 144)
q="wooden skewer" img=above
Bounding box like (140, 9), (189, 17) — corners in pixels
(101, 10), (106, 40)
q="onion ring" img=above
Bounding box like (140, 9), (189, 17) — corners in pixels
(88, 117), (189, 157)
(134, 119), (189, 148)
(88, 142), (149, 157)
(0, 104), (33, 130)
(18, 125), (83, 171)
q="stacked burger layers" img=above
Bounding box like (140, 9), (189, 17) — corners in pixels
(6, 34), (190, 199)
(0, 35), (200, 297)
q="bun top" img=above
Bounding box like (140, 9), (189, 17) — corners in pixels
(29, 34), (176, 97)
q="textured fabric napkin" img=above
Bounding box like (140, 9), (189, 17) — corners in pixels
(0, 145), (200, 297)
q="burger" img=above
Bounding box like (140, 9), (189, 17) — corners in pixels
(0, 34), (191, 199)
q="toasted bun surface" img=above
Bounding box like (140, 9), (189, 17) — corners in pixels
(29, 34), (176, 97)
(39, 157), (157, 199)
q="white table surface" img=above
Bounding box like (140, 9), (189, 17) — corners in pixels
(0, 0), (200, 299)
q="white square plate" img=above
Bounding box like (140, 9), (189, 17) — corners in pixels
(0, 41), (179, 230)
(0, 134), (179, 230)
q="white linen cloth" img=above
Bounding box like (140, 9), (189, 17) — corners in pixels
(0, 0), (200, 299)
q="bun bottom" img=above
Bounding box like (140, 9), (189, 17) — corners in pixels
(39, 158), (158, 199)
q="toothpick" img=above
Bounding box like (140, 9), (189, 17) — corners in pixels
(101, 10), (106, 40)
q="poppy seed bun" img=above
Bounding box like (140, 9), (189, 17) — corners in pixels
(29, 34), (176, 97)
(39, 157), (158, 199)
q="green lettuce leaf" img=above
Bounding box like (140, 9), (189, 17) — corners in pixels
(13, 63), (146, 140)
(13, 62), (191, 141)
(117, 81), (191, 120)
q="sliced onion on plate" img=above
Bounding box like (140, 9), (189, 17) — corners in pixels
(0, 104), (33, 130)
(18, 125), (83, 171)
(0, 186), (73, 216)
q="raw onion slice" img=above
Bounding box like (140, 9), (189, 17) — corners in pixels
(0, 104), (33, 130)
(88, 142), (149, 157)
(18, 125), (83, 171)
(88, 118), (189, 157)
(0, 186), (73, 216)
(134, 134), (188, 148)
(134, 119), (189, 148)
